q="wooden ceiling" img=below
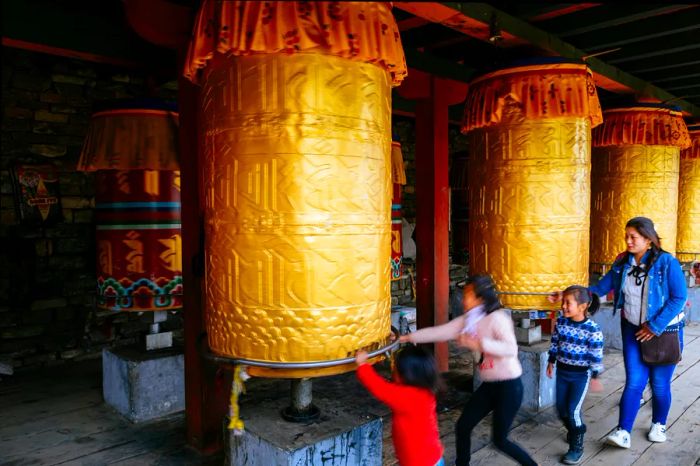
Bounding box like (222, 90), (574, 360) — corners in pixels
(394, 2), (700, 117)
(2, 1), (698, 117)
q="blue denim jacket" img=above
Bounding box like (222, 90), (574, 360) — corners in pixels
(589, 250), (687, 335)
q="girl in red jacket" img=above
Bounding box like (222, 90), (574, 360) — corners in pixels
(356, 345), (445, 466)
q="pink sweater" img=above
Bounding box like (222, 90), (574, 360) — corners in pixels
(409, 310), (522, 382)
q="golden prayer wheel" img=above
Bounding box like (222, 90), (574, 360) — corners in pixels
(185, 1), (406, 377)
(678, 124), (700, 262)
(461, 59), (603, 310)
(590, 105), (691, 272)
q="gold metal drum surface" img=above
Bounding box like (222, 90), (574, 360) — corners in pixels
(200, 53), (392, 375)
(677, 144), (700, 262)
(468, 117), (591, 310)
(590, 145), (680, 270)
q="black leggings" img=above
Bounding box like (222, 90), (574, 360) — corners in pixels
(455, 377), (537, 466)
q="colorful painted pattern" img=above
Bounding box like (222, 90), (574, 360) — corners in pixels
(95, 170), (183, 312)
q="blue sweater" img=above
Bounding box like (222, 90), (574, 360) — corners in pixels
(548, 316), (604, 378)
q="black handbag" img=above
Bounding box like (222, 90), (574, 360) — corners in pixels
(640, 330), (682, 365)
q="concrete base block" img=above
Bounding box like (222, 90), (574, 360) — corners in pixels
(229, 418), (382, 466)
(514, 324), (542, 346)
(227, 374), (383, 466)
(591, 304), (623, 350)
(102, 346), (184, 423)
(686, 287), (700, 322)
(474, 340), (555, 412)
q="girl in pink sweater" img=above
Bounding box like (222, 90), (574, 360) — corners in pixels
(400, 274), (537, 466)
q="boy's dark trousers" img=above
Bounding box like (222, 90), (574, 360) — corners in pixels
(556, 366), (591, 463)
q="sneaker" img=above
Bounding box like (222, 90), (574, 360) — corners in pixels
(605, 428), (631, 448)
(648, 423), (667, 443)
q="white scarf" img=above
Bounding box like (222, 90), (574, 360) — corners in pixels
(462, 304), (486, 336)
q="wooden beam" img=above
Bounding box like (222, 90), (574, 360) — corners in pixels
(573, 12), (700, 52)
(397, 16), (430, 31)
(540, 4), (698, 37)
(1, 37), (142, 68)
(527, 3), (602, 22)
(624, 50), (700, 74)
(404, 49), (476, 84)
(414, 76), (451, 373)
(394, 2), (700, 116)
(608, 44), (700, 66)
(178, 53), (229, 455)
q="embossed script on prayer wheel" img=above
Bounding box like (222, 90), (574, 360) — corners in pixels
(678, 126), (700, 262)
(591, 105), (691, 271)
(462, 60), (603, 310)
(199, 53), (392, 376)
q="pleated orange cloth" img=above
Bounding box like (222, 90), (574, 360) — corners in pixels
(462, 62), (603, 132)
(184, 0), (407, 86)
(593, 105), (691, 149)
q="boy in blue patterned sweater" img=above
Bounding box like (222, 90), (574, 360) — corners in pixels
(547, 285), (604, 465)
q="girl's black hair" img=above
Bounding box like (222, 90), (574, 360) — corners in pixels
(395, 345), (439, 391)
(562, 285), (600, 316)
(464, 274), (502, 314)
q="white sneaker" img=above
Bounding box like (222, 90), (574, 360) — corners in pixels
(605, 428), (631, 449)
(648, 423), (667, 443)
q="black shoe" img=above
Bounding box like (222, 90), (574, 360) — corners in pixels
(561, 432), (584, 465)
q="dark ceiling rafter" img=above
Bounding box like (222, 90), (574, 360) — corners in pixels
(632, 60), (700, 76)
(569, 12), (700, 52)
(394, 2), (700, 116)
(603, 31), (700, 65)
(624, 50), (700, 74)
(525, 3), (601, 22)
(537, 4), (698, 38)
(651, 72), (700, 85)
(664, 83), (700, 92)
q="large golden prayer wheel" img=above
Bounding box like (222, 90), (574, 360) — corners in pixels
(678, 124), (700, 262)
(590, 105), (691, 272)
(461, 59), (603, 310)
(184, 1), (406, 377)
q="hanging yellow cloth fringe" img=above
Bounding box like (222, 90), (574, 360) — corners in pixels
(228, 365), (250, 435)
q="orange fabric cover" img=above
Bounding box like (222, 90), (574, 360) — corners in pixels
(184, 0), (407, 86)
(593, 107), (691, 149)
(461, 63), (603, 132)
(681, 127), (700, 159)
(78, 110), (180, 171)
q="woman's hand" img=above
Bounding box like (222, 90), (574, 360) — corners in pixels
(398, 334), (413, 344)
(457, 333), (481, 351)
(590, 378), (604, 393)
(546, 362), (554, 379)
(635, 323), (656, 342)
(355, 350), (369, 366)
(547, 291), (563, 304)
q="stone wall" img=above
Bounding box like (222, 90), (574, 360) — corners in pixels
(0, 47), (179, 371)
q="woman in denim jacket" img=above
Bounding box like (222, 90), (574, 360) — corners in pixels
(574, 217), (687, 448)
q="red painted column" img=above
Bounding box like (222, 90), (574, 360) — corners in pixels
(414, 76), (450, 372)
(178, 61), (228, 454)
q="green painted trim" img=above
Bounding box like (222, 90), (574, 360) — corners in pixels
(439, 3), (700, 116)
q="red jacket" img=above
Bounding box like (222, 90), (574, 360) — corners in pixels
(356, 364), (443, 466)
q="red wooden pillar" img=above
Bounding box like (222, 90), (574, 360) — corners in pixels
(178, 60), (228, 454)
(414, 76), (450, 372)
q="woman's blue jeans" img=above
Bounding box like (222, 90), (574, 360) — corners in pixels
(619, 319), (683, 431)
